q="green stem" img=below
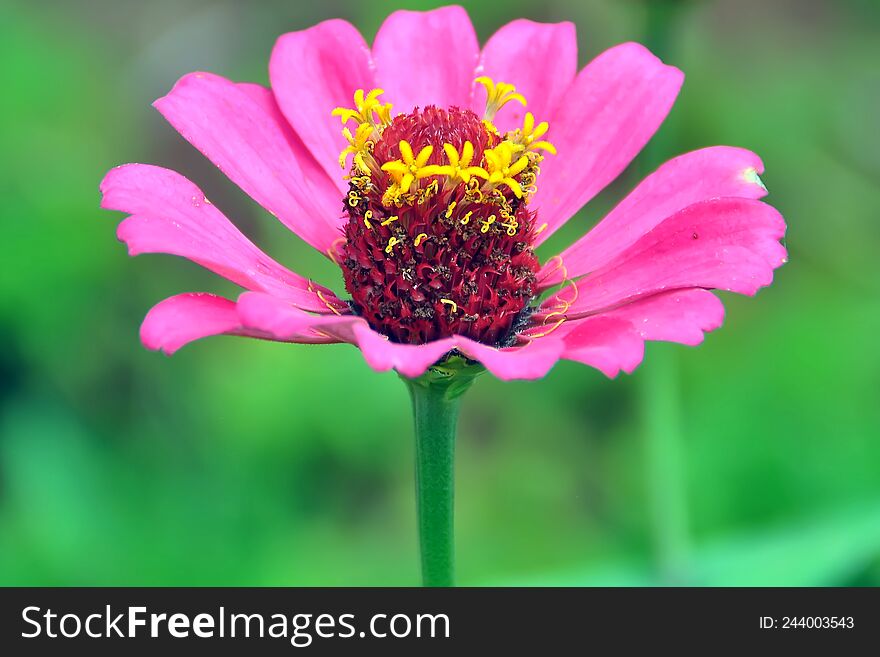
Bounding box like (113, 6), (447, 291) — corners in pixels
(640, 348), (690, 583)
(402, 357), (483, 587)
(407, 380), (459, 587)
(638, 0), (692, 584)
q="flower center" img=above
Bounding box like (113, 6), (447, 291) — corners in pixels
(332, 79), (555, 345)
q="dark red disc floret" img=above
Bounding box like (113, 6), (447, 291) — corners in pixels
(340, 106), (541, 346)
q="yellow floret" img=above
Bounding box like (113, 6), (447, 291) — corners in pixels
(475, 76), (527, 122)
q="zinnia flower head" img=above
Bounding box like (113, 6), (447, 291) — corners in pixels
(101, 6), (786, 380)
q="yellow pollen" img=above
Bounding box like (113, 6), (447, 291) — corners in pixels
(381, 215), (399, 226)
(384, 236), (400, 254)
(535, 222), (548, 235)
(501, 220), (519, 236)
(381, 184), (402, 207)
(461, 211), (473, 225)
(414, 233), (428, 247)
(465, 178), (484, 202)
(363, 209), (374, 228)
(480, 214), (497, 233)
(445, 201), (457, 218)
(440, 298), (458, 313)
(418, 180), (439, 205)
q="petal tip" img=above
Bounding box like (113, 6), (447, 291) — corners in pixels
(98, 163), (135, 205)
(742, 166), (768, 193)
(152, 71), (221, 111)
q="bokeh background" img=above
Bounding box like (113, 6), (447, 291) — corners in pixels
(1, 0), (878, 586)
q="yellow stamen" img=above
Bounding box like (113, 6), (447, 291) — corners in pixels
(316, 290), (343, 316)
(561, 277), (579, 305)
(440, 298), (458, 313)
(465, 178), (484, 202)
(338, 122), (375, 171)
(538, 255), (569, 291)
(541, 278), (579, 318)
(461, 211), (473, 225)
(363, 209), (373, 228)
(380, 215), (399, 226)
(512, 111), (557, 155)
(480, 214), (497, 234)
(435, 141), (489, 184)
(475, 76), (527, 123)
(385, 236), (400, 254)
(414, 233), (428, 247)
(525, 317), (566, 339)
(418, 180), (439, 204)
(381, 140), (442, 193)
(332, 88), (391, 128)
(381, 184), (402, 207)
(325, 237), (345, 264)
(483, 142), (529, 198)
(374, 102), (394, 127)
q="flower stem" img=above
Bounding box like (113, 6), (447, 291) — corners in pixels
(640, 348), (690, 583)
(402, 357), (483, 587)
(639, 0), (693, 584)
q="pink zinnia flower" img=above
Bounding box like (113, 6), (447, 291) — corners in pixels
(100, 6), (786, 381)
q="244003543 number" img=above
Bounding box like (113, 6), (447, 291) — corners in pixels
(782, 617), (854, 629)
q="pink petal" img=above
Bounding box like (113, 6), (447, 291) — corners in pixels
(531, 42), (684, 246)
(235, 291), (345, 341)
(599, 288), (725, 346)
(237, 292), (566, 380)
(328, 322), (458, 380)
(539, 146), (768, 288)
(153, 71), (342, 256)
(142, 293), (337, 355)
(538, 289), (724, 377)
(453, 336), (565, 381)
(237, 292), (453, 378)
(101, 164), (346, 314)
(141, 293), (262, 355)
(544, 198), (787, 318)
(337, 328), (565, 381)
(269, 19), (375, 189)
(373, 7), (479, 113)
(236, 82), (339, 201)
(474, 19), (577, 134)
(560, 317), (646, 378)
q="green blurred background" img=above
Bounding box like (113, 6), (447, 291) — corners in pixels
(1, 0), (878, 586)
